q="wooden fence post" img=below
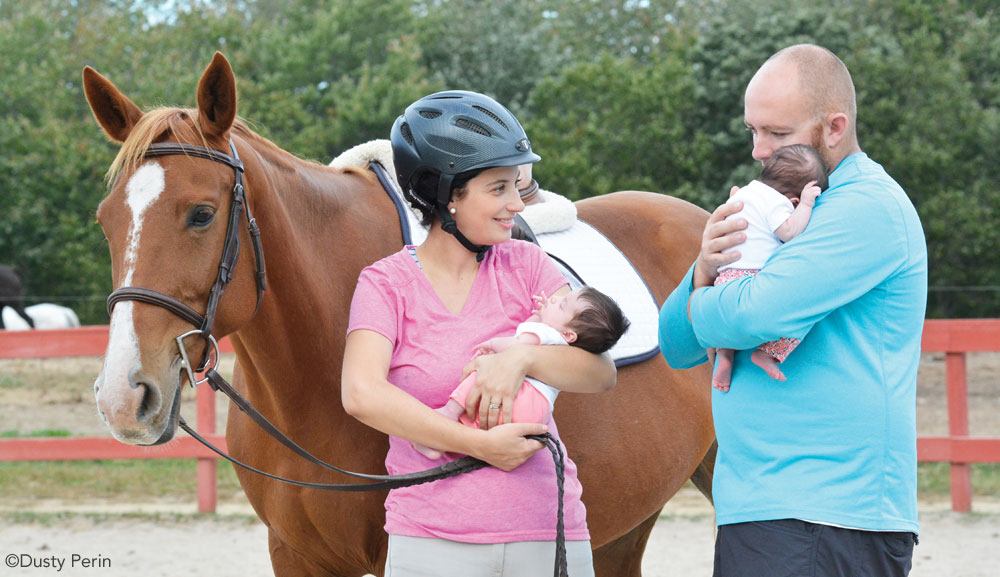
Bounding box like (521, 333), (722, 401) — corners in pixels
(946, 351), (971, 513)
(196, 382), (218, 513)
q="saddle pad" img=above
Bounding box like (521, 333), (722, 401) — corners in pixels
(366, 161), (659, 367)
(535, 222), (660, 366)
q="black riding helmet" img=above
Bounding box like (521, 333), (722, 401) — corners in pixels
(390, 90), (540, 260)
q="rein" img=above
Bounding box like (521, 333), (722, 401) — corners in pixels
(105, 139), (570, 577)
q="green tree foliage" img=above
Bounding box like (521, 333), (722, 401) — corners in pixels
(525, 51), (711, 202)
(0, 0), (996, 321)
(234, 0), (437, 160)
(413, 0), (563, 110)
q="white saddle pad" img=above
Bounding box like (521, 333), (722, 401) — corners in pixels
(535, 222), (660, 365)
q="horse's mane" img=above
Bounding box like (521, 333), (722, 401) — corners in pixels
(106, 107), (329, 186)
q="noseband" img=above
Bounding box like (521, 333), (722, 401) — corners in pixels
(105, 139), (267, 385)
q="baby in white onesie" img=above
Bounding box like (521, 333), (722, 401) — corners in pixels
(712, 144), (828, 392)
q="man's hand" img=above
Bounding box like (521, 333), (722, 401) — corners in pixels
(692, 194), (748, 290)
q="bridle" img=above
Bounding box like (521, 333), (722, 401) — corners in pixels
(106, 139), (266, 387)
(103, 138), (570, 576)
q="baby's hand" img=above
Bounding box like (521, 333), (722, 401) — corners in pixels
(530, 291), (548, 316)
(474, 336), (518, 357)
(474, 341), (496, 357)
(800, 180), (822, 207)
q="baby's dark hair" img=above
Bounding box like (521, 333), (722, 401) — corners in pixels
(568, 287), (630, 354)
(759, 144), (829, 198)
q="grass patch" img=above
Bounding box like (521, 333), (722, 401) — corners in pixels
(918, 462), (1000, 497)
(1, 429), (73, 438)
(0, 374), (28, 389)
(0, 509), (261, 526)
(0, 459), (245, 502)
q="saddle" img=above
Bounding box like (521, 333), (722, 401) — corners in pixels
(332, 140), (660, 367)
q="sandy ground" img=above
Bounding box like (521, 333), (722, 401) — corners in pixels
(1, 353), (999, 575)
(1, 492), (999, 576)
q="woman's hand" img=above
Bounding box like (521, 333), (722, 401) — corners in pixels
(461, 344), (530, 429)
(693, 193), (748, 289)
(474, 422), (547, 471)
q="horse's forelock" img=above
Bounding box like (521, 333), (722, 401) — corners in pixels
(105, 108), (252, 189)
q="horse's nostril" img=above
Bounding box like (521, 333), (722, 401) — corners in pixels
(135, 382), (157, 424)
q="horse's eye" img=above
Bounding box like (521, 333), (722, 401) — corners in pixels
(188, 206), (215, 228)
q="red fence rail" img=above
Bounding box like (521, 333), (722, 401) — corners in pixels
(0, 326), (234, 513)
(2, 320), (999, 512)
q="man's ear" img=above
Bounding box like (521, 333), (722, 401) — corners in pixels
(825, 112), (849, 150)
(790, 197), (800, 207)
(563, 330), (578, 344)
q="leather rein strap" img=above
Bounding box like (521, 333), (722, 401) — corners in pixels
(104, 140), (568, 576)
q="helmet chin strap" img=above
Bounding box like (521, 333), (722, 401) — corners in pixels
(437, 206), (490, 262)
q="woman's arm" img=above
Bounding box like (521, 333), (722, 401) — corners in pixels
(461, 285), (616, 428)
(341, 329), (546, 470)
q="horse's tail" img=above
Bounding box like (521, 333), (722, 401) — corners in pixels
(16, 305), (35, 329)
(688, 439), (717, 505)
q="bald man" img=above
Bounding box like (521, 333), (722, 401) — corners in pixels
(658, 45), (927, 576)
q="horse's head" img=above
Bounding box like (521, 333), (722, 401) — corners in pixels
(85, 53), (262, 445)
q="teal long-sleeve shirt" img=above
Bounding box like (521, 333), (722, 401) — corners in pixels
(658, 153), (927, 532)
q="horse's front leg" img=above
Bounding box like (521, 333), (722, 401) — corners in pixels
(268, 529), (337, 576)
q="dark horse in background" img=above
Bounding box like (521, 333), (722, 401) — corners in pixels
(0, 265), (34, 329)
(84, 53), (715, 576)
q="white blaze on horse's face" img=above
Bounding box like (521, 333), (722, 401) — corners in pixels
(95, 161), (173, 445)
(123, 162), (165, 285)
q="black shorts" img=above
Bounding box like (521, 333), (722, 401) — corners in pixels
(713, 519), (916, 577)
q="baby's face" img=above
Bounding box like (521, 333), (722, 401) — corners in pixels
(535, 289), (588, 333)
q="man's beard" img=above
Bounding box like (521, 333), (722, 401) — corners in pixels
(811, 123), (834, 172)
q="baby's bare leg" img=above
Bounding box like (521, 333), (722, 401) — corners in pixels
(751, 349), (786, 381)
(712, 348), (736, 392)
(411, 400), (465, 460)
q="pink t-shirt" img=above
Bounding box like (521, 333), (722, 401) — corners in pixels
(347, 240), (590, 543)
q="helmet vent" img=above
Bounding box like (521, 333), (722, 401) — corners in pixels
(473, 105), (508, 131)
(455, 118), (491, 137)
(400, 122), (415, 145)
(418, 110), (442, 119)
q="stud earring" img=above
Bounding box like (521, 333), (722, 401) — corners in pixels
(449, 207), (457, 214)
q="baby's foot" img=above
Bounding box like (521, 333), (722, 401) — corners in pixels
(411, 443), (443, 460)
(751, 350), (786, 381)
(712, 372), (732, 392)
(713, 349), (734, 392)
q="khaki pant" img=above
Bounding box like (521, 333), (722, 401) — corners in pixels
(386, 534), (595, 577)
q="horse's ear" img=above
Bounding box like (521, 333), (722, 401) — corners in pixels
(82, 66), (143, 143)
(196, 52), (237, 139)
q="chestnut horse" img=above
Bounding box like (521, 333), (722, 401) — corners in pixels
(85, 52), (714, 576)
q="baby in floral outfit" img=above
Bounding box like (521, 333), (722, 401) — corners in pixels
(712, 144), (828, 392)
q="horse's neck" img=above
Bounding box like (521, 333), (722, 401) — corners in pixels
(231, 145), (401, 422)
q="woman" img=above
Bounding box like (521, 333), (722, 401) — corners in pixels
(341, 90), (615, 577)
